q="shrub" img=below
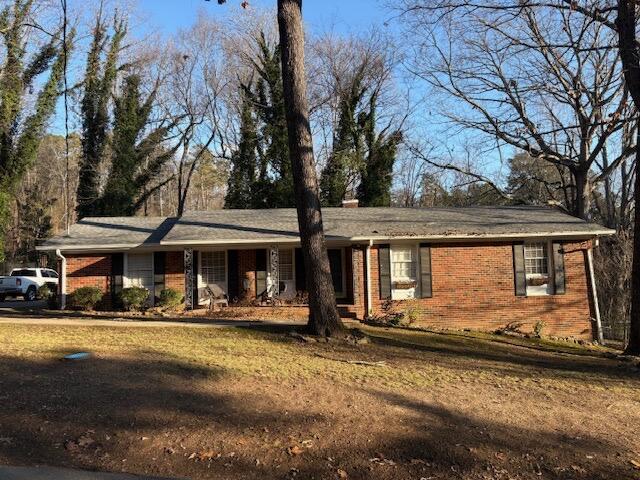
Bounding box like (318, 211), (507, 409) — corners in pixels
(120, 286), (150, 311)
(38, 284), (58, 309)
(69, 286), (103, 311)
(366, 299), (420, 327)
(157, 288), (183, 310)
(533, 320), (546, 337)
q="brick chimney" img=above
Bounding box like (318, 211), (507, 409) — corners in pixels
(341, 199), (359, 208)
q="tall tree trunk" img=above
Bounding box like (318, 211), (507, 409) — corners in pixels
(277, 0), (344, 336)
(617, 0), (640, 354)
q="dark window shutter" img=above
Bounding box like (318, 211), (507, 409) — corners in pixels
(328, 249), (343, 294)
(552, 242), (566, 294)
(111, 253), (124, 305)
(513, 243), (527, 297)
(295, 248), (306, 291)
(153, 252), (165, 296)
(227, 250), (239, 301)
(419, 244), (432, 298)
(378, 244), (391, 300)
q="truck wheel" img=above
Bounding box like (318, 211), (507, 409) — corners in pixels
(24, 286), (36, 302)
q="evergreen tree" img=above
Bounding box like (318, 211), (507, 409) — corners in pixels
(0, 0), (73, 260)
(225, 87), (258, 208)
(320, 68), (366, 206)
(244, 32), (292, 208)
(76, 12), (126, 218)
(97, 75), (176, 216)
(356, 94), (402, 207)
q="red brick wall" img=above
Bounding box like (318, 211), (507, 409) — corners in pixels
(369, 241), (594, 339)
(338, 246), (366, 319)
(66, 254), (112, 294)
(165, 251), (185, 293)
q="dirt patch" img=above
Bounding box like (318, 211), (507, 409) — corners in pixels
(0, 322), (638, 479)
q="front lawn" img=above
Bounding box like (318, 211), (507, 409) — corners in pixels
(0, 321), (638, 479)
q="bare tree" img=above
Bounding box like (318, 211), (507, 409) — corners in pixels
(398, 1), (635, 219)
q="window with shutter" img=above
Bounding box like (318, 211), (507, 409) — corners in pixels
(419, 244), (432, 298)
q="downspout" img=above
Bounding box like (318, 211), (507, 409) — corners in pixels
(586, 239), (604, 344)
(365, 240), (373, 317)
(55, 249), (66, 310)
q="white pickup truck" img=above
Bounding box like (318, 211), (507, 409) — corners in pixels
(0, 268), (59, 302)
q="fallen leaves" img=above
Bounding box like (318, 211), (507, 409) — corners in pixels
(631, 459), (640, 470)
(287, 445), (304, 456)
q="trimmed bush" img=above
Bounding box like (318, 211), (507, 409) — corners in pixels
(157, 288), (183, 310)
(69, 286), (103, 311)
(38, 284), (58, 309)
(120, 286), (150, 311)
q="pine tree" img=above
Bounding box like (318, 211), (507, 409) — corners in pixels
(97, 75), (177, 215)
(76, 12), (126, 218)
(356, 94), (402, 207)
(225, 87), (258, 209)
(0, 0), (73, 260)
(320, 68), (366, 206)
(244, 32), (292, 208)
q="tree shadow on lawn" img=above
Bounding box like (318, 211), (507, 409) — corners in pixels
(0, 351), (636, 480)
(0, 353), (327, 479)
(358, 388), (637, 480)
(363, 329), (640, 383)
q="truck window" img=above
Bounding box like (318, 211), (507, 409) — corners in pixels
(11, 269), (37, 277)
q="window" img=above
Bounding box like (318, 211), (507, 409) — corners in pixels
(391, 246), (416, 280)
(11, 269), (37, 277)
(201, 251), (226, 285)
(279, 249), (294, 281)
(524, 242), (551, 295)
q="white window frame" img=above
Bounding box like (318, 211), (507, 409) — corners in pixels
(524, 241), (552, 296)
(390, 244), (419, 300)
(198, 249), (228, 294)
(279, 248), (294, 282)
(124, 252), (155, 306)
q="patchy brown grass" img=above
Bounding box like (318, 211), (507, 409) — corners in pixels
(0, 321), (638, 480)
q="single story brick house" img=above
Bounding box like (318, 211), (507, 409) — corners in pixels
(37, 205), (614, 339)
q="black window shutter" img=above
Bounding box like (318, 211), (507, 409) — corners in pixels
(378, 244), (391, 300)
(552, 242), (566, 294)
(328, 249), (343, 294)
(419, 244), (432, 298)
(295, 248), (306, 291)
(111, 253), (124, 305)
(153, 252), (165, 296)
(513, 243), (527, 297)
(227, 250), (239, 300)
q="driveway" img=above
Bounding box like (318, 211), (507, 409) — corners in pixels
(0, 299), (46, 310)
(0, 466), (184, 480)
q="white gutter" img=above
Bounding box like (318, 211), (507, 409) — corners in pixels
(586, 243), (604, 344)
(55, 249), (67, 310)
(365, 240), (373, 317)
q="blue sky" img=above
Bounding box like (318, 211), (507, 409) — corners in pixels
(137, 0), (391, 36)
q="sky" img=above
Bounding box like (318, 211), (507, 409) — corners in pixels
(137, 0), (392, 37)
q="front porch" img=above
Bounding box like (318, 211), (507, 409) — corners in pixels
(179, 245), (366, 319)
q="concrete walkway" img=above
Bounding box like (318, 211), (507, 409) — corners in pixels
(0, 466), (185, 480)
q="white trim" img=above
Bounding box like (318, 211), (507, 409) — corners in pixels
(124, 252), (155, 306)
(366, 240), (372, 315)
(36, 229), (616, 253)
(55, 249), (66, 310)
(587, 247), (604, 344)
(198, 248), (228, 297)
(523, 241), (552, 297)
(389, 243), (419, 300)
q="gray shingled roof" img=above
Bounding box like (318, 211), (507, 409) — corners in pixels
(37, 206), (613, 251)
